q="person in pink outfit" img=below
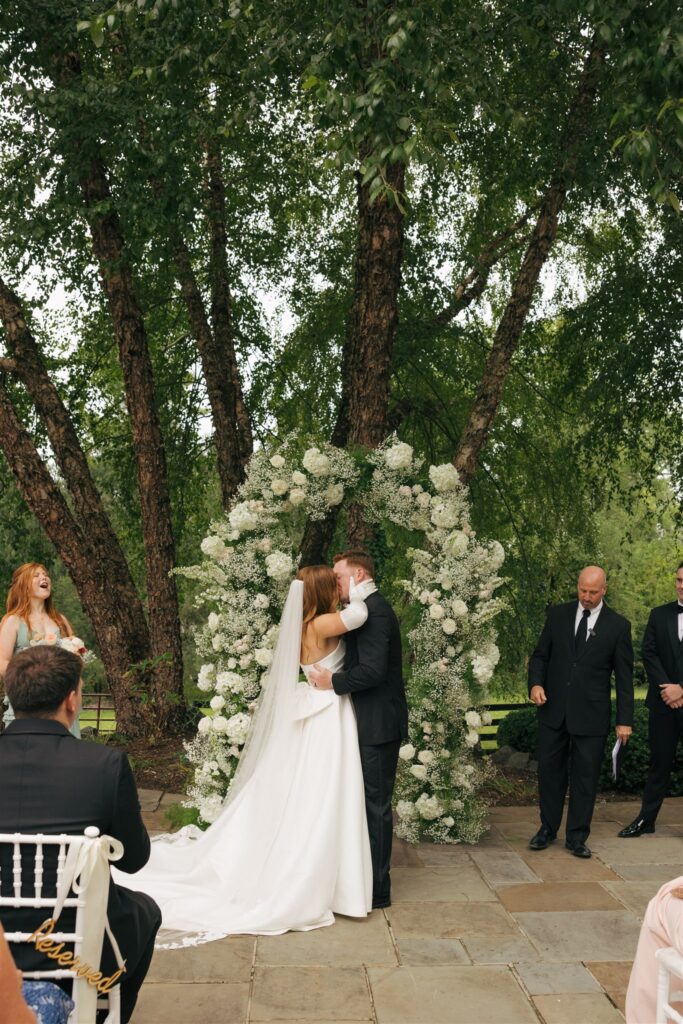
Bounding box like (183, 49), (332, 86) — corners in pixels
(626, 877), (683, 1022)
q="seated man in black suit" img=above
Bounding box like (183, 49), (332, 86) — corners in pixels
(0, 645), (161, 1024)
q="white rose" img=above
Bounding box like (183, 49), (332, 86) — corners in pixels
(210, 695), (226, 711)
(239, 654), (253, 669)
(211, 715), (229, 734)
(211, 635), (224, 652)
(442, 618), (457, 635)
(453, 799), (464, 811)
(421, 721), (433, 734)
(302, 447), (331, 477)
(443, 816), (455, 827)
(197, 716), (213, 733)
(265, 550), (293, 580)
(289, 488), (306, 506)
(415, 793), (445, 820)
(412, 484), (423, 494)
(325, 483), (344, 506)
(216, 671), (243, 695)
(257, 538), (272, 553)
(482, 711), (493, 726)
(429, 463), (459, 492)
(419, 590), (431, 604)
(465, 710), (482, 729)
(253, 594), (269, 609)
(416, 492), (432, 509)
(208, 612), (220, 631)
(254, 648), (273, 667)
(270, 454), (286, 469)
(446, 646), (456, 657)
(398, 485), (412, 497)
(444, 530), (469, 556)
(417, 750), (435, 765)
(465, 729), (479, 747)
(384, 441), (414, 471)
(227, 658), (237, 669)
(429, 603), (445, 620)
(197, 664), (214, 691)
(271, 478), (289, 496)
(291, 470), (307, 486)
(399, 743), (416, 761)
(451, 599), (468, 618)
(410, 764), (428, 781)
(226, 712), (251, 745)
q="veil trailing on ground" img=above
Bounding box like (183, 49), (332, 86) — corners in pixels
(113, 580), (306, 948)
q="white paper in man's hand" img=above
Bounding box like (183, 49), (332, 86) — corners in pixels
(612, 738), (622, 781)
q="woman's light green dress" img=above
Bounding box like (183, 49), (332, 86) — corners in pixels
(2, 620), (81, 738)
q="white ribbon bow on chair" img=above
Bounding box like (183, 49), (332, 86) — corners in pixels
(52, 834), (126, 971)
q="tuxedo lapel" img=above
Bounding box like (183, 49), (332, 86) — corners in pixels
(667, 603), (680, 662)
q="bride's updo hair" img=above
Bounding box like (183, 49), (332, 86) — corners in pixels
(297, 565), (338, 624)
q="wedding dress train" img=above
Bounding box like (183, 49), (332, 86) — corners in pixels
(115, 581), (372, 947)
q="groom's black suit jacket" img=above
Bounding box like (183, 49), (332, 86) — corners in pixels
(0, 719), (160, 980)
(332, 590), (408, 745)
(528, 600), (634, 736)
(642, 601), (683, 715)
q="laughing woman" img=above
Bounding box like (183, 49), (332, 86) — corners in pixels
(0, 563), (81, 738)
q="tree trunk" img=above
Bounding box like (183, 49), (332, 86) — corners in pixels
(205, 138), (253, 468)
(0, 276), (152, 663)
(454, 44), (606, 484)
(0, 380), (150, 735)
(76, 150), (185, 732)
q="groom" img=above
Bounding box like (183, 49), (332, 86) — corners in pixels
(309, 550), (408, 909)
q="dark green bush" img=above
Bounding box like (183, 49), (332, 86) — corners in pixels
(494, 701), (683, 796)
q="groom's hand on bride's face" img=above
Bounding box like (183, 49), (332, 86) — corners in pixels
(309, 665), (334, 690)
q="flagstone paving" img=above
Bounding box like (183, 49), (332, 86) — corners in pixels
(129, 792), (683, 1023)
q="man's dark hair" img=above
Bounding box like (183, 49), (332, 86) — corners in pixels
(4, 645), (81, 717)
(333, 549), (375, 577)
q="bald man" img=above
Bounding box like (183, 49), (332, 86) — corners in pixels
(527, 567), (634, 857)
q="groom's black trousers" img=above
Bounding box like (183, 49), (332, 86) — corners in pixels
(359, 739), (400, 907)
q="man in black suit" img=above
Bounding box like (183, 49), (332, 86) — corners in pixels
(619, 561), (683, 838)
(309, 550), (408, 909)
(0, 645), (161, 1023)
(528, 565), (634, 858)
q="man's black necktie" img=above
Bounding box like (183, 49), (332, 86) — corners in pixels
(575, 608), (590, 650)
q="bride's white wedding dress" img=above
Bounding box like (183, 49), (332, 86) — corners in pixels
(115, 581), (372, 947)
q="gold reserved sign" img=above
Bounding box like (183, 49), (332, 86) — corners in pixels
(28, 918), (126, 993)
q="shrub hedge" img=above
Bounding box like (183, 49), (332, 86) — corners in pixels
(496, 701), (683, 796)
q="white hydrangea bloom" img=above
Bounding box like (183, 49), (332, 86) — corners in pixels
(444, 530), (469, 556)
(201, 535), (227, 559)
(489, 540), (505, 569)
(253, 594), (269, 609)
(226, 712), (251, 744)
(384, 441), (414, 470)
(429, 463), (459, 492)
(197, 664), (214, 691)
(415, 793), (445, 820)
(266, 550), (293, 580)
(431, 501), (458, 529)
(215, 671), (244, 695)
(228, 502), (259, 532)
(198, 793), (224, 824)
(302, 447), (331, 476)
(396, 800), (418, 820)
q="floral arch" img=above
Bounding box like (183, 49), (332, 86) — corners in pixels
(178, 436), (505, 844)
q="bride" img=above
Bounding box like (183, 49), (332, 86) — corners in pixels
(116, 566), (373, 946)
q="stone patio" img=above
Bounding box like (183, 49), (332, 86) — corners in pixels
(129, 792), (683, 1023)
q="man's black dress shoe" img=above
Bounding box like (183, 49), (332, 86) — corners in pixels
(529, 828), (556, 851)
(372, 900), (391, 909)
(565, 841), (591, 858)
(618, 818), (655, 838)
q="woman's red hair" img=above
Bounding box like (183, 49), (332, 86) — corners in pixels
(297, 565), (338, 624)
(2, 563), (71, 636)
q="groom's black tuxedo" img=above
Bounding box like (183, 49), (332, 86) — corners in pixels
(332, 588), (407, 907)
(0, 719), (161, 1023)
(333, 590), (408, 745)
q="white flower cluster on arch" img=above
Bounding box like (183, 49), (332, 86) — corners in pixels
(177, 436), (505, 843)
